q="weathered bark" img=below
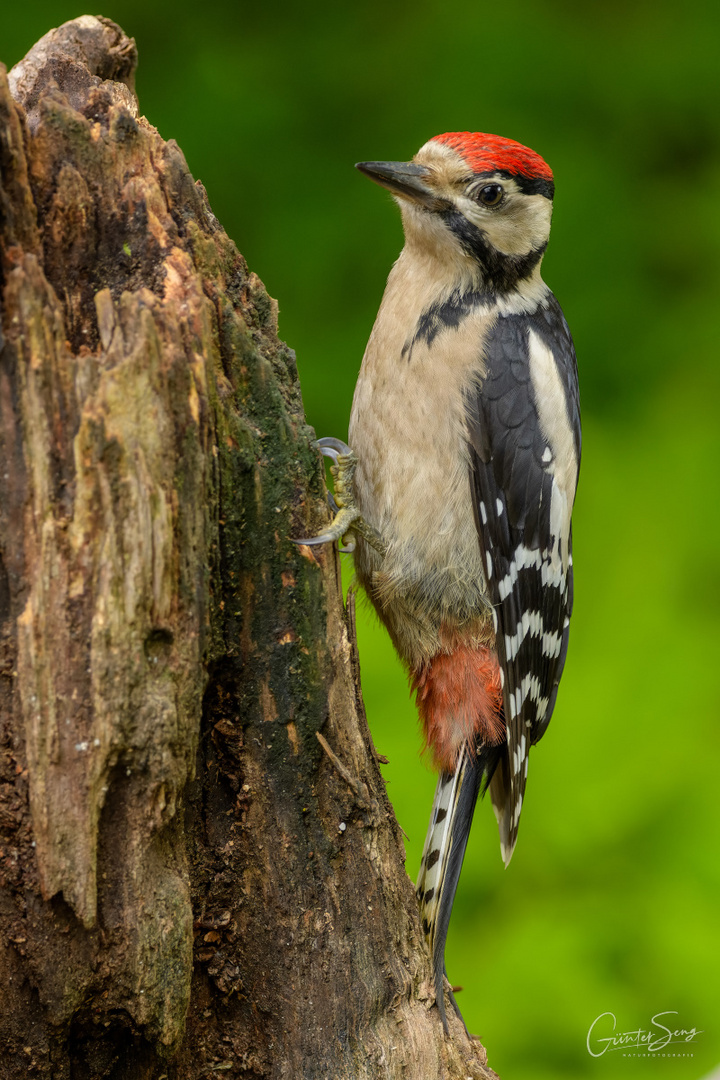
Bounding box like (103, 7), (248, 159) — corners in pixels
(0, 17), (498, 1079)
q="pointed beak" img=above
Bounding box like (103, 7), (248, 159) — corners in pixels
(355, 160), (443, 209)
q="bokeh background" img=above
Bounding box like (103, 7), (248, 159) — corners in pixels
(2, 3), (719, 1077)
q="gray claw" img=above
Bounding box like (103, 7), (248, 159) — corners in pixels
(294, 530), (344, 547)
(294, 530), (356, 554)
(292, 503), (361, 550)
(293, 436), (384, 557)
(314, 437), (353, 463)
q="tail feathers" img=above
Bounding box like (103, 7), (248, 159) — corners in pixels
(489, 745), (527, 867)
(416, 743), (502, 1031)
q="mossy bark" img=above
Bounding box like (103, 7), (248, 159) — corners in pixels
(0, 17), (498, 1080)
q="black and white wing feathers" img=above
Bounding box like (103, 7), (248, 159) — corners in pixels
(466, 294), (581, 864)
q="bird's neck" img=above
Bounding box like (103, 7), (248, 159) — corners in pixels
(390, 241), (550, 319)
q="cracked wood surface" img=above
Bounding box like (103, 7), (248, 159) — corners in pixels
(0, 16), (498, 1079)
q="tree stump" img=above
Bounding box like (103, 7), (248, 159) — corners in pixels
(0, 16), (498, 1079)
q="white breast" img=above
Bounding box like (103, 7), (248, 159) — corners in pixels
(348, 250), (496, 662)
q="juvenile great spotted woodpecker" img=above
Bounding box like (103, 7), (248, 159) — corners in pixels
(298, 132), (581, 1031)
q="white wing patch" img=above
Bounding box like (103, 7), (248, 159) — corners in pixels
(527, 327), (579, 562)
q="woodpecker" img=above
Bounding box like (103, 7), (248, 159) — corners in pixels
(298, 132), (580, 1031)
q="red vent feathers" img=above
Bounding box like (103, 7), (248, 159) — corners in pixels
(412, 645), (504, 773)
(432, 131), (553, 181)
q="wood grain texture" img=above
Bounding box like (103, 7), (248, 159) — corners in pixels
(0, 18), (498, 1078)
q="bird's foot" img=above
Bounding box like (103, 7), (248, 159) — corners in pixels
(294, 437), (387, 556)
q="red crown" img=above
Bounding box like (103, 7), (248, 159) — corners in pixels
(432, 132), (553, 181)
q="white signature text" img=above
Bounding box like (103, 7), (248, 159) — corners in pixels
(587, 1011), (703, 1057)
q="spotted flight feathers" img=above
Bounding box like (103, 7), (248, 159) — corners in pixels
(467, 295), (581, 863)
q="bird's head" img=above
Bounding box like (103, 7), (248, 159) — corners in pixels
(357, 132), (554, 293)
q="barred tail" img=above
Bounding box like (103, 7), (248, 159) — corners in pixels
(416, 743), (502, 1031)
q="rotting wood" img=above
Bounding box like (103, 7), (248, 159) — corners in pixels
(0, 16), (499, 1079)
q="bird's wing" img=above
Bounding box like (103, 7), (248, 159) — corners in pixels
(466, 294), (581, 864)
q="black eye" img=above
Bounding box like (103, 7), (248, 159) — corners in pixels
(476, 183), (504, 207)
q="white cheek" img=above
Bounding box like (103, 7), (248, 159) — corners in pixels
(400, 202), (479, 274)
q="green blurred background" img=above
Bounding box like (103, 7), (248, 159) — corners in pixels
(2, 3), (719, 1076)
